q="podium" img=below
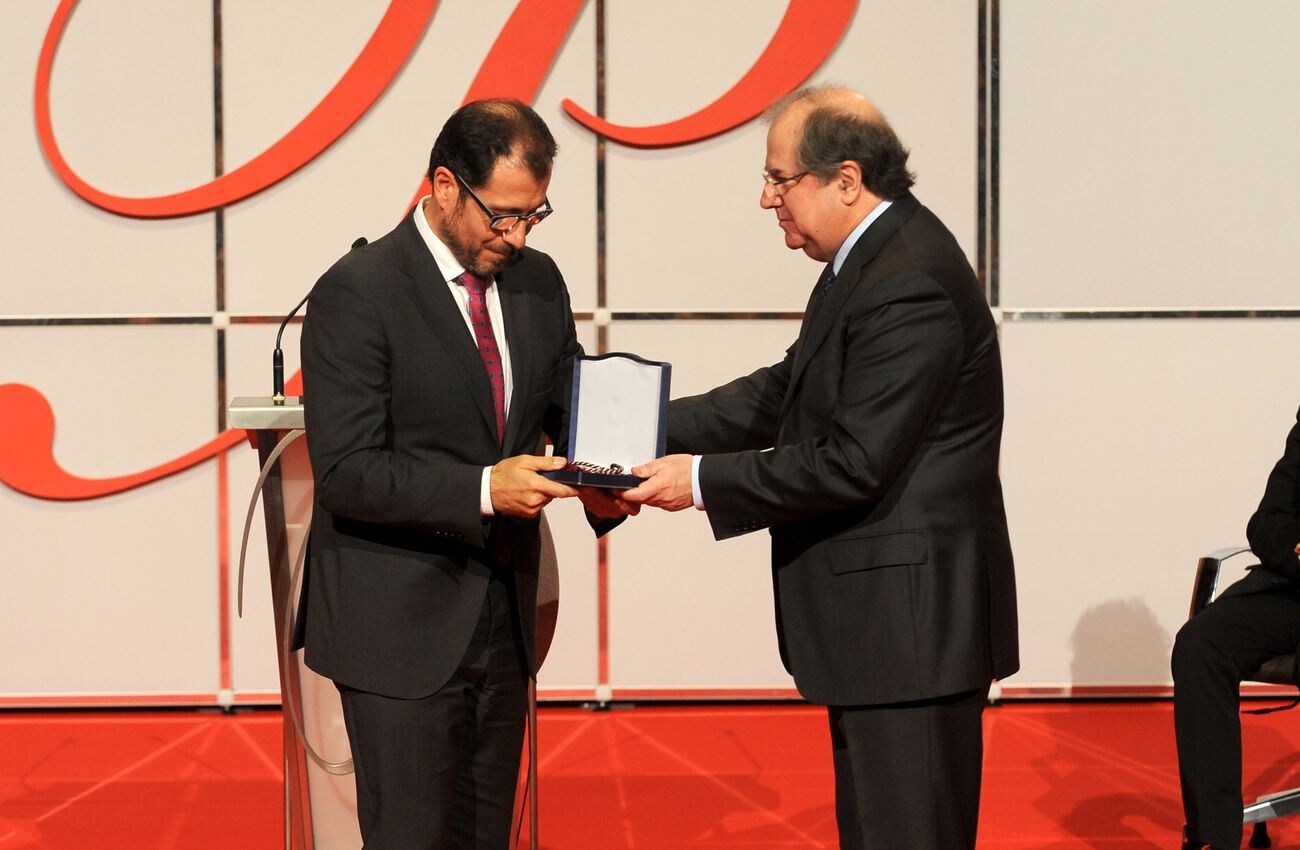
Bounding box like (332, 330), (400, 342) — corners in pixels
(229, 396), (557, 850)
(229, 396), (358, 850)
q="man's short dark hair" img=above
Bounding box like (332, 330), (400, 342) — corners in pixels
(428, 99), (557, 189)
(769, 88), (916, 200)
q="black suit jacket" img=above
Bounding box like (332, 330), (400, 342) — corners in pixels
(1221, 405), (1300, 601)
(1246, 406), (1300, 579)
(296, 215), (582, 699)
(668, 193), (1019, 706)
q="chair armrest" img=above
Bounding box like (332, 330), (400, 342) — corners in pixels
(1188, 546), (1251, 619)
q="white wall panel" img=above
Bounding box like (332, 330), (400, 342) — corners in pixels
(0, 473), (220, 695)
(535, 497), (600, 692)
(602, 1), (802, 311)
(224, 323), (303, 695)
(14, 1), (1296, 703)
(1001, 319), (1300, 689)
(0, 327), (220, 694)
(813, 0), (978, 267)
(0, 1), (216, 315)
(604, 321), (801, 690)
(225, 439), (281, 696)
(531, 322), (601, 693)
(0, 326), (218, 473)
(1001, 1), (1300, 309)
(603, 0), (978, 311)
(528, 3), (601, 313)
(222, 0), (599, 316)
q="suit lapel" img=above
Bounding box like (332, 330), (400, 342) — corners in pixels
(780, 194), (921, 420)
(395, 217), (500, 443)
(497, 266), (534, 453)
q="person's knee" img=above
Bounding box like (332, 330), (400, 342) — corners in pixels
(1171, 619), (1219, 683)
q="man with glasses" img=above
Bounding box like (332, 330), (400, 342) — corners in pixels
(299, 98), (628, 849)
(626, 86), (1019, 849)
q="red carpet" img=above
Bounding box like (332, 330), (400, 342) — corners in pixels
(3, 701), (1300, 848)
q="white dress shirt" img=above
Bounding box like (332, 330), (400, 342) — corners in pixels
(413, 197), (513, 516)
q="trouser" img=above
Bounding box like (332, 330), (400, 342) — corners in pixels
(829, 685), (989, 849)
(1172, 581), (1300, 850)
(338, 574), (529, 850)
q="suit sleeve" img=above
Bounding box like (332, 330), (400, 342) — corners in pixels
(528, 255), (623, 539)
(699, 272), (964, 540)
(541, 256), (583, 457)
(301, 263), (484, 540)
(667, 346), (794, 455)
(1248, 407), (1300, 578)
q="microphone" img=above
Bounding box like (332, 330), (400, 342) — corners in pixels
(271, 292), (308, 404)
(271, 236), (367, 403)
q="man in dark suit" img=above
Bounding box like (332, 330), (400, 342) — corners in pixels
(299, 99), (626, 849)
(1173, 407), (1300, 850)
(625, 86), (1019, 849)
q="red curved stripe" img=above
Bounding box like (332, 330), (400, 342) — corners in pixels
(15, 0), (584, 501)
(0, 384), (247, 500)
(404, 0), (587, 211)
(34, 0), (438, 218)
(561, 0), (856, 147)
(9, 0), (841, 502)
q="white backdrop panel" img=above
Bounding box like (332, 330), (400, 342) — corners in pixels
(1001, 319), (1300, 689)
(222, 0), (599, 316)
(0, 326), (220, 695)
(529, 322), (601, 692)
(19, 1), (1299, 703)
(813, 0), (977, 269)
(535, 496), (600, 692)
(604, 320), (802, 690)
(1000, 0), (1300, 309)
(1, 1), (216, 316)
(603, 0), (977, 311)
(225, 322), (302, 695)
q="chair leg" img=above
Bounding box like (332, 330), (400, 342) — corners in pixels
(1249, 821), (1272, 849)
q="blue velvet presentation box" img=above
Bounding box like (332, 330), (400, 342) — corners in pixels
(541, 352), (671, 488)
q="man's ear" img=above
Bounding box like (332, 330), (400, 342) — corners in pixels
(431, 166), (457, 211)
(838, 160), (863, 204)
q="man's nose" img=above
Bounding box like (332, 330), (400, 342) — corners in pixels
(503, 226), (528, 250)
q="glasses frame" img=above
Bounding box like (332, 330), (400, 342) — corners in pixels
(761, 169), (810, 197)
(451, 170), (553, 234)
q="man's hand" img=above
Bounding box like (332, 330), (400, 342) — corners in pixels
(575, 486), (641, 519)
(623, 454), (696, 512)
(490, 455), (577, 518)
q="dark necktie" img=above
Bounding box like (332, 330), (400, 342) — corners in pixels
(458, 271), (506, 441)
(809, 264), (836, 318)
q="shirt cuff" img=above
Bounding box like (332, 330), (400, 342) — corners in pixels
(691, 455), (706, 511)
(480, 466), (494, 516)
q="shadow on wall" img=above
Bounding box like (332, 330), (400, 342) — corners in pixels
(1070, 597), (1173, 687)
(1012, 599), (1184, 849)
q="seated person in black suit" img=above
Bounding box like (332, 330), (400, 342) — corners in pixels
(1173, 405), (1300, 850)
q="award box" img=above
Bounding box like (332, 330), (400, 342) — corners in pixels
(542, 352), (671, 488)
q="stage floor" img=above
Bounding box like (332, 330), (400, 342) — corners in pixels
(2, 700), (1299, 849)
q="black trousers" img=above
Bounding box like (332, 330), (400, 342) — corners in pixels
(828, 685), (989, 850)
(1172, 580), (1300, 850)
(337, 574), (529, 850)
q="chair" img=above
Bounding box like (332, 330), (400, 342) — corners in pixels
(1189, 547), (1300, 849)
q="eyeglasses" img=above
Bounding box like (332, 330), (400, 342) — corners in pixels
(761, 169), (810, 197)
(452, 171), (553, 234)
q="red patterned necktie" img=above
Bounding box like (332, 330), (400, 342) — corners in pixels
(458, 271), (505, 441)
